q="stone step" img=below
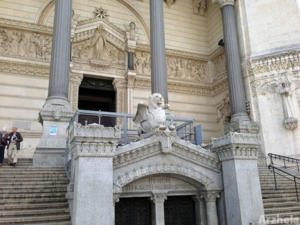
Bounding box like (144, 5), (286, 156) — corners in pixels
(0, 191), (66, 199)
(264, 205), (300, 214)
(264, 201), (300, 209)
(0, 187), (66, 194)
(0, 177), (68, 183)
(0, 207), (69, 217)
(0, 184), (67, 190)
(0, 202), (68, 211)
(0, 180), (68, 187)
(0, 196), (68, 204)
(0, 214), (70, 224)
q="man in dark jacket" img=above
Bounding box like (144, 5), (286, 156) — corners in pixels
(7, 127), (23, 167)
(0, 127), (8, 166)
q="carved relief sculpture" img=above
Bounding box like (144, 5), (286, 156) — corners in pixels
(72, 26), (125, 67)
(193, 0), (207, 16)
(134, 51), (209, 83)
(0, 28), (52, 61)
(279, 81), (298, 130)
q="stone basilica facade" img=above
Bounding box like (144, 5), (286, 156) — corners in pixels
(0, 0), (300, 225)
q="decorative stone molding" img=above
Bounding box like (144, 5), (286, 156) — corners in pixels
(212, 132), (260, 161)
(122, 175), (197, 193)
(94, 7), (109, 19)
(114, 131), (219, 171)
(193, 0), (208, 16)
(216, 95), (231, 125)
(69, 122), (121, 159)
(204, 191), (220, 202)
(212, 0), (235, 7)
(151, 191), (168, 203)
(0, 59), (50, 77)
(114, 163), (217, 192)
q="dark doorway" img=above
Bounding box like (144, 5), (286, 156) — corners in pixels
(115, 197), (152, 225)
(165, 196), (196, 225)
(78, 77), (116, 127)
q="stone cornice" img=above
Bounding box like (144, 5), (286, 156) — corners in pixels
(0, 17), (53, 35)
(212, 132), (260, 161)
(0, 58), (50, 78)
(247, 50), (300, 77)
(69, 123), (121, 159)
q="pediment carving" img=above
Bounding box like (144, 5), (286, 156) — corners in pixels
(114, 130), (220, 172)
(72, 18), (126, 69)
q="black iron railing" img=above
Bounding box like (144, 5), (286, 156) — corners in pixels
(268, 164), (300, 201)
(268, 153), (300, 172)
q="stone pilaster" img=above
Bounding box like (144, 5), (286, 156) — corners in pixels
(151, 191), (168, 225)
(68, 122), (121, 225)
(193, 195), (207, 225)
(212, 132), (265, 225)
(150, 0), (168, 103)
(204, 191), (219, 225)
(33, 0), (73, 167)
(69, 72), (83, 111)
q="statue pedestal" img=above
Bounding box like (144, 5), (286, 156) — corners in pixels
(33, 97), (73, 167)
(212, 131), (265, 225)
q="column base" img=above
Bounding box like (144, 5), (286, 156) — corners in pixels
(33, 97), (73, 167)
(226, 112), (259, 134)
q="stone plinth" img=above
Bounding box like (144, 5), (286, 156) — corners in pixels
(33, 97), (73, 167)
(212, 132), (265, 225)
(68, 123), (121, 225)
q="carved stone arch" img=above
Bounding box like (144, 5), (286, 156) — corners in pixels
(37, 0), (150, 42)
(114, 163), (220, 193)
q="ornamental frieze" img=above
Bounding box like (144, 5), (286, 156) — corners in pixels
(135, 50), (210, 83)
(0, 27), (52, 61)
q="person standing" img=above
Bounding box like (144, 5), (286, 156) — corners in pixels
(7, 127), (23, 167)
(0, 127), (8, 167)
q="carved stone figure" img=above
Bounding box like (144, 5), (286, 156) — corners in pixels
(193, 0), (207, 16)
(280, 81), (298, 130)
(133, 93), (169, 135)
(88, 26), (109, 61)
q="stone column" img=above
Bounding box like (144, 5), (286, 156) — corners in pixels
(126, 71), (136, 128)
(151, 192), (167, 225)
(150, 0), (168, 103)
(213, 0), (250, 131)
(193, 195), (207, 225)
(212, 132), (265, 225)
(69, 123), (121, 225)
(204, 191), (219, 225)
(33, 0), (73, 167)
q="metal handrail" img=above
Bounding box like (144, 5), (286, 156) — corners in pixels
(268, 164), (300, 202)
(268, 153), (300, 172)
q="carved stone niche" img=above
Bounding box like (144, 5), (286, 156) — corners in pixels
(71, 17), (127, 76)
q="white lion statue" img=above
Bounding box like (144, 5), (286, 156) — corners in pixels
(133, 93), (169, 135)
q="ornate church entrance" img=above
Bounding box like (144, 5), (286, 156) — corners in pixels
(115, 198), (152, 225)
(78, 77), (116, 126)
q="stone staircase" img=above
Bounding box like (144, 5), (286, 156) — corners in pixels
(0, 159), (71, 225)
(260, 167), (300, 225)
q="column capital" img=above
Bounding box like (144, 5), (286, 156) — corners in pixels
(151, 191), (168, 204)
(204, 191), (220, 203)
(213, 0), (235, 8)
